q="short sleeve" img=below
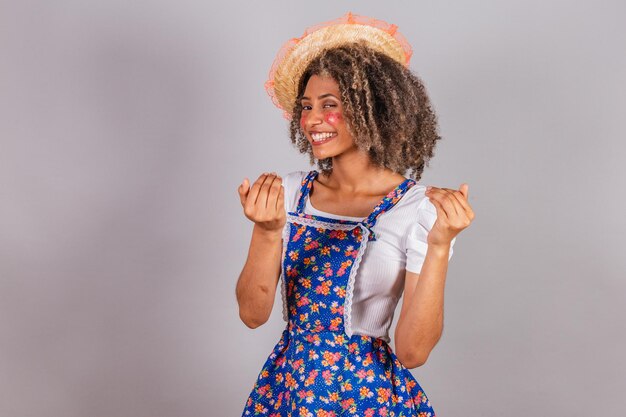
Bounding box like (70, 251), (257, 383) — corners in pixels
(280, 170), (307, 214)
(405, 198), (456, 274)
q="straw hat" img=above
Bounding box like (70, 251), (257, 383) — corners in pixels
(265, 12), (413, 119)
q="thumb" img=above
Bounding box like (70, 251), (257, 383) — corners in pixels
(459, 183), (469, 199)
(238, 178), (249, 206)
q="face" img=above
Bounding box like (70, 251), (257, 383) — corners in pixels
(299, 74), (357, 159)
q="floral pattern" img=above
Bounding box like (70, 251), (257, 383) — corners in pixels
(242, 171), (434, 416)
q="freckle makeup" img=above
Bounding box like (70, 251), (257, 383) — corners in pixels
(324, 112), (342, 126)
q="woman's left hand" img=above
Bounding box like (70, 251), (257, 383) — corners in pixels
(425, 184), (475, 247)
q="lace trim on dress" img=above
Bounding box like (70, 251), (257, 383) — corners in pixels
(286, 213), (362, 230)
(280, 221), (291, 322)
(343, 223), (371, 339)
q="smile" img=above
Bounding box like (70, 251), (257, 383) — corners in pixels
(310, 132), (337, 144)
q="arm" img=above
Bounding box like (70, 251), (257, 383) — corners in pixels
(394, 243), (450, 368)
(235, 172), (286, 328)
(394, 184), (475, 368)
(236, 225), (283, 328)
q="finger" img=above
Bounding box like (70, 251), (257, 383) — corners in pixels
(434, 187), (474, 225)
(267, 174), (282, 211)
(440, 188), (462, 217)
(441, 187), (472, 216)
(248, 173), (270, 207)
(428, 193), (449, 222)
(276, 181), (285, 212)
(260, 173), (278, 209)
(449, 184), (474, 220)
(426, 188), (449, 220)
(428, 188), (459, 217)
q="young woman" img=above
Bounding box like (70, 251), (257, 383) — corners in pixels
(236, 13), (474, 417)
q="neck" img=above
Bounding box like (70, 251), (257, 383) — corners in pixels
(322, 147), (404, 195)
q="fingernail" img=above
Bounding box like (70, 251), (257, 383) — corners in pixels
(426, 186), (432, 191)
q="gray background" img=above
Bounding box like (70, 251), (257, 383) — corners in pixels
(1, 1), (625, 416)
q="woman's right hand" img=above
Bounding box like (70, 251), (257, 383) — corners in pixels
(237, 172), (286, 234)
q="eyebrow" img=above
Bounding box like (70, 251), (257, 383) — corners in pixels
(300, 93), (338, 101)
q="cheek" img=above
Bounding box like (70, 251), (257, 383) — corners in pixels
(324, 112), (342, 127)
(300, 113), (308, 129)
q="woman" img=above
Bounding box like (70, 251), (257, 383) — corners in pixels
(236, 13), (474, 416)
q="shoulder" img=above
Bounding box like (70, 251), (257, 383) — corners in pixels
(394, 183), (439, 235)
(394, 183), (432, 217)
(282, 170), (309, 187)
(280, 170), (310, 213)
(281, 170), (309, 195)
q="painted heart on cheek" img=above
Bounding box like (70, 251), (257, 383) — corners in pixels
(324, 112), (342, 126)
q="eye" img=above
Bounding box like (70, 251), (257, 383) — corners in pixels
(302, 104), (312, 111)
(323, 103), (337, 108)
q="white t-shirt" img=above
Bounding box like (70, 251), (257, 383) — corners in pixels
(280, 170), (456, 342)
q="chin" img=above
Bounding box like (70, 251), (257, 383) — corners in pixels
(312, 149), (337, 159)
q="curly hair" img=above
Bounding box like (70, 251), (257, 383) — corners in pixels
(288, 41), (441, 181)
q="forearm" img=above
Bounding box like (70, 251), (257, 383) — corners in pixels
(395, 243), (450, 367)
(236, 224), (284, 328)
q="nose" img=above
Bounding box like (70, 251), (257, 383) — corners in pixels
(305, 105), (323, 129)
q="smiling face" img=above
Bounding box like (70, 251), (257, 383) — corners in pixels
(299, 74), (357, 159)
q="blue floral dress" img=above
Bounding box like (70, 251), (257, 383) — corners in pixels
(242, 170), (436, 417)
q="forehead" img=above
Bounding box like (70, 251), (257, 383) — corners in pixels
(303, 74), (340, 97)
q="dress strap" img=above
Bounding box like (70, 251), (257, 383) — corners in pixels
(362, 177), (417, 234)
(295, 170), (318, 214)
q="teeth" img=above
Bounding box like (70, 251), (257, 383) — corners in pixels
(311, 132), (336, 141)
